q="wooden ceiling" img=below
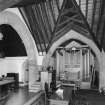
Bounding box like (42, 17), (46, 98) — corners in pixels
(0, 0), (105, 55)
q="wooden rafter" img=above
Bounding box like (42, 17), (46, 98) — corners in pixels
(72, 0), (101, 50)
(96, 0), (105, 37)
(47, 0), (67, 50)
(91, 0), (97, 31)
(52, 22), (74, 44)
(47, 0), (56, 25)
(55, 0), (60, 12)
(101, 19), (105, 50)
(23, 6), (43, 52)
(58, 15), (82, 27)
(13, 0), (46, 7)
(32, 5), (47, 52)
(61, 7), (77, 16)
(37, 4), (50, 42)
(79, 0), (81, 7)
(51, 0), (67, 34)
(40, 2), (52, 39)
(85, 0), (89, 19)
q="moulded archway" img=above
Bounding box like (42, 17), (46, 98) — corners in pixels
(0, 11), (38, 87)
(43, 30), (102, 88)
(0, 11), (38, 62)
(43, 30), (101, 69)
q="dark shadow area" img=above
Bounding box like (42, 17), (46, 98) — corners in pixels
(0, 24), (27, 57)
(72, 89), (105, 105)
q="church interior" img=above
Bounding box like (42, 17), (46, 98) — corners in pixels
(0, 0), (105, 105)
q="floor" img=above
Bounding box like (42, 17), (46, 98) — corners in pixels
(0, 87), (36, 105)
(48, 86), (105, 105)
(72, 89), (105, 105)
(1, 86), (105, 105)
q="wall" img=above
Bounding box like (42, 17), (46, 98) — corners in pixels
(0, 57), (28, 84)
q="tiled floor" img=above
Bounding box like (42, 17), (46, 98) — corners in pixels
(0, 87), (36, 105)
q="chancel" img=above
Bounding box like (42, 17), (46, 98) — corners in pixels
(0, 0), (105, 105)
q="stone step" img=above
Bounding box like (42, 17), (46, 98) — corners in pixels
(31, 85), (41, 87)
(29, 82), (42, 93)
(29, 89), (41, 93)
(81, 82), (91, 89)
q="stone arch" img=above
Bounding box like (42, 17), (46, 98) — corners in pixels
(0, 11), (38, 87)
(0, 11), (38, 64)
(43, 30), (101, 73)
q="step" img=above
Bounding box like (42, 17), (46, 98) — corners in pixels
(29, 89), (41, 93)
(81, 82), (91, 89)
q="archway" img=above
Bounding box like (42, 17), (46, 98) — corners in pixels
(43, 29), (102, 88)
(0, 11), (38, 87)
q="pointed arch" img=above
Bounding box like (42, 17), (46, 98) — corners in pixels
(0, 11), (38, 64)
(43, 30), (101, 73)
(0, 11), (38, 88)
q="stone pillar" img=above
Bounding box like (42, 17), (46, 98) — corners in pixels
(87, 49), (90, 78)
(56, 50), (59, 77)
(80, 49), (83, 80)
(100, 50), (105, 89)
(28, 60), (38, 89)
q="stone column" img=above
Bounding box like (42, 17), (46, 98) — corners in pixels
(28, 60), (38, 89)
(56, 50), (59, 77)
(100, 50), (105, 89)
(80, 49), (83, 80)
(87, 49), (90, 78)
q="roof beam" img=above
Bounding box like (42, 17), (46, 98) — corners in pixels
(32, 5), (47, 52)
(55, 0), (60, 12)
(0, 0), (46, 11)
(91, 0), (97, 31)
(47, 0), (67, 50)
(13, 0), (46, 7)
(101, 18), (105, 50)
(72, 0), (101, 50)
(85, 0), (89, 19)
(52, 22), (74, 44)
(23, 6), (43, 52)
(96, 0), (105, 37)
(36, 4), (50, 43)
(47, 0), (56, 25)
(40, 2), (52, 38)
(79, 0), (81, 7)
(61, 7), (77, 16)
(58, 15), (82, 27)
